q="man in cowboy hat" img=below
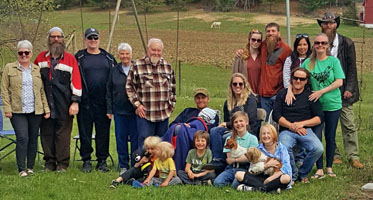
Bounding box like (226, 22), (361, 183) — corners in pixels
(317, 12), (363, 169)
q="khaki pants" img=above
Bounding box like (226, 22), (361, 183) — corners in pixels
(335, 105), (360, 162)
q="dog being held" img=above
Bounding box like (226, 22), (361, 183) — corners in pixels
(224, 138), (247, 167)
(245, 147), (283, 176)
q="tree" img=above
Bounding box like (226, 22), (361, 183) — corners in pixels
(261, 0), (281, 14)
(299, 0), (327, 14)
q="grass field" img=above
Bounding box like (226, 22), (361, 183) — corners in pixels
(1, 6), (373, 200)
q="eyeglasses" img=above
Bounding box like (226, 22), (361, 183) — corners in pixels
(18, 51), (31, 56)
(314, 41), (328, 46)
(49, 35), (64, 39)
(292, 76), (307, 81)
(296, 33), (309, 39)
(251, 38), (262, 43)
(232, 82), (244, 87)
(87, 35), (99, 40)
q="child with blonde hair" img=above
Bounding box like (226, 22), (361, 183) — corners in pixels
(133, 141), (182, 188)
(110, 136), (161, 188)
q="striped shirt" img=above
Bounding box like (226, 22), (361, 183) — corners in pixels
(19, 63), (35, 113)
(126, 56), (176, 122)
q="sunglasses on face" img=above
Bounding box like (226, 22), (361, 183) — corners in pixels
(232, 82), (244, 87)
(296, 33), (309, 39)
(49, 35), (64, 39)
(87, 35), (99, 40)
(292, 76), (307, 81)
(251, 38), (262, 43)
(314, 41), (328, 46)
(18, 51), (31, 56)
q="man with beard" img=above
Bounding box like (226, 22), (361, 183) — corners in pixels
(317, 12), (364, 168)
(75, 28), (117, 173)
(34, 27), (82, 172)
(126, 38), (176, 149)
(258, 23), (292, 116)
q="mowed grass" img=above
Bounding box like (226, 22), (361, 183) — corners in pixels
(1, 6), (373, 200)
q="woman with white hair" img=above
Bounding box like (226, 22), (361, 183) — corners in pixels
(1, 40), (50, 177)
(106, 43), (138, 175)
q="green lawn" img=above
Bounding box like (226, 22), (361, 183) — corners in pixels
(1, 6), (373, 200)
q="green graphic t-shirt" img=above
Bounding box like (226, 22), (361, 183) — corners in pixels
(186, 148), (212, 173)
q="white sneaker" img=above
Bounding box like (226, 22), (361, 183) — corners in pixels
(119, 168), (127, 176)
(26, 168), (34, 175)
(237, 184), (253, 191)
(19, 171), (28, 177)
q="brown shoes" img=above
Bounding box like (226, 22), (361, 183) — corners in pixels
(333, 158), (343, 164)
(351, 160), (364, 169)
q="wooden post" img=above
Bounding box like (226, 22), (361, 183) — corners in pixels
(107, 0), (122, 51)
(178, 60), (181, 94)
(130, 0), (147, 55)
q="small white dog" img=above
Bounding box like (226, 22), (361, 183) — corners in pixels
(210, 21), (221, 29)
(245, 147), (283, 176)
(224, 138), (247, 168)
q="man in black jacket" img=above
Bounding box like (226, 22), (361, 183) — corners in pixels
(317, 12), (363, 168)
(75, 28), (117, 172)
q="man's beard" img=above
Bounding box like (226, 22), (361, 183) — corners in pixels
(48, 41), (65, 57)
(323, 27), (337, 46)
(266, 36), (278, 55)
(150, 55), (161, 65)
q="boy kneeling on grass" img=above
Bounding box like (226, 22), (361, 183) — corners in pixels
(133, 141), (182, 188)
(110, 136), (161, 188)
(177, 130), (216, 185)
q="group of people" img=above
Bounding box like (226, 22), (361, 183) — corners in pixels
(1, 11), (363, 193)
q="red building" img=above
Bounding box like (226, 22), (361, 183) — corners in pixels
(361, 0), (373, 28)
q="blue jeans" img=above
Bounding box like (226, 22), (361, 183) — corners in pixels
(213, 166), (245, 188)
(209, 127), (231, 160)
(314, 110), (341, 169)
(259, 95), (276, 120)
(136, 116), (168, 149)
(114, 113), (138, 169)
(279, 128), (323, 180)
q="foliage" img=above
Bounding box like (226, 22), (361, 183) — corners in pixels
(260, 0), (281, 14)
(299, 0), (327, 13)
(342, 2), (359, 26)
(167, 0), (188, 11)
(136, 0), (164, 12)
(211, 0), (235, 12)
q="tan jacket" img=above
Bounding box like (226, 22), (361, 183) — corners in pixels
(1, 61), (50, 114)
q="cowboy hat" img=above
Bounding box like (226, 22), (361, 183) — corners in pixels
(317, 12), (340, 28)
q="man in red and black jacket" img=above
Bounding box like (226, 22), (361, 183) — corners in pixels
(34, 27), (82, 172)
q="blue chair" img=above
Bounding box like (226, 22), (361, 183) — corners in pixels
(0, 96), (16, 161)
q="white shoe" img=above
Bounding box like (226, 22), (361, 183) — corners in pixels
(26, 168), (34, 175)
(19, 171), (28, 177)
(119, 168), (127, 176)
(237, 184), (253, 191)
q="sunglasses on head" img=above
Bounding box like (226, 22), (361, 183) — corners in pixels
(232, 82), (244, 87)
(18, 51), (30, 56)
(250, 29), (262, 34)
(314, 41), (328, 46)
(296, 33), (309, 39)
(292, 76), (307, 81)
(251, 38), (262, 43)
(87, 35), (99, 40)
(49, 35), (64, 39)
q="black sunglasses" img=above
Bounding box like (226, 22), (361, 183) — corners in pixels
(87, 35), (99, 40)
(296, 33), (309, 39)
(314, 41), (328, 46)
(292, 76), (307, 81)
(232, 82), (244, 87)
(251, 38), (262, 43)
(18, 51), (31, 56)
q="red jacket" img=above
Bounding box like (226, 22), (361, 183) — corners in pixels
(34, 51), (82, 119)
(259, 39), (292, 97)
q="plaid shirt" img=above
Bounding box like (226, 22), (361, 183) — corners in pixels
(126, 56), (176, 122)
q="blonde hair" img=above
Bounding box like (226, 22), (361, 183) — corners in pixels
(308, 33), (331, 71)
(230, 111), (249, 141)
(156, 142), (174, 160)
(259, 124), (278, 144)
(144, 136), (161, 149)
(227, 73), (252, 111)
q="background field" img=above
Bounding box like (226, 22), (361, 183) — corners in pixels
(0, 6), (373, 200)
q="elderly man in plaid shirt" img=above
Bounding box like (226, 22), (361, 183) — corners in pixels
(126, 38), (176, 149)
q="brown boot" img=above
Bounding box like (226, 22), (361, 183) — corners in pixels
(333, 158), (342, 164)
(351, 160), (364, 169)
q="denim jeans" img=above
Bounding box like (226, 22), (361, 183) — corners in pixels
(209, 127), (231, 160)
(259, 95), (277, 121)
(136, 116), (168, 149)
(213, 166), (245, 188)
(314, 110), (341, 169)
(279, 129), (323, 180)
(114, 113), (138, 169)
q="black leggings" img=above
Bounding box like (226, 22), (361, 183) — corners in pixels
(240, 172), (289, 192)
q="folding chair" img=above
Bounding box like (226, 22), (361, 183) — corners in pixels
(0, 98), (16, 161)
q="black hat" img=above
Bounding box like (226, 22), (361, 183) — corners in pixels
(85, 28), (99, 38)
(317, 12), (340, 28)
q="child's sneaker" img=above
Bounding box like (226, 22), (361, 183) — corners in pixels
(110, 180), (121, 189)
(132, 180), (144, 188)
(237, 184), (253, 192)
